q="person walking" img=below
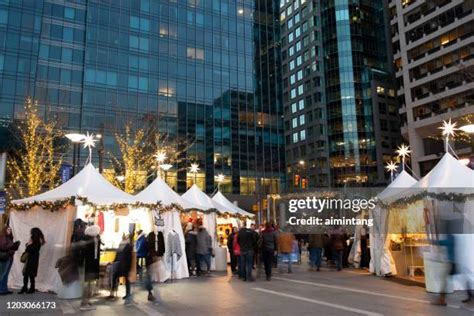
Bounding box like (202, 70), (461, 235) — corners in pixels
(0, 226), (20, 295)
(330, 226), (345, 271)
(227, 227), (238, 275)
(80, 225), (101, 311)
(19, 227), (45, 294)
(308, 233), (324, 271)
(196, 226), (212, 276)
(114, 235), (133, 305)
(237, 225), (258, 282)
(233, 229), (242, 278)
(143, 231), (160, 305)
(260, 223), (278, 281)
(185, 225), (198, 277)
(278, 228), (295, 274)
(135, 230), (147, 275)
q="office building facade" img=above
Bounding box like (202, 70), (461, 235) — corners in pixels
(0, 0), (285, 195)
(390, 0), (474, 175)
(281, 0), (399, 188)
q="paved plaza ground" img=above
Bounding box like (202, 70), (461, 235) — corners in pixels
(0, 260), (473, 316)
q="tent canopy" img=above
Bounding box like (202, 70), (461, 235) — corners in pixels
(378, 170), (417, 202)
(413, 153), (474, 190)
(135, 176), (202, 210)
(212, 191), (254, 217)
(181, 184), (229, 213)
(11, 163), (136, 206)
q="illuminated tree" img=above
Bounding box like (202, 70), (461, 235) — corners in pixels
(6, 98), (63, 198)
(106, 121), (193, 194)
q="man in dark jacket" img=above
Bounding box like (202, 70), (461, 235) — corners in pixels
(237, 226), (258, 281)
(308, 233), (324, 271)
(196, 227), (212, 276)
(260, 223), (277, 280)
(185, 226), (198, 276)
(227, 227), (238, 274)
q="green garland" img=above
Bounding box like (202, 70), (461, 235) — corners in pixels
(8, 196), (254, 219)
(381, 191), (474, 208)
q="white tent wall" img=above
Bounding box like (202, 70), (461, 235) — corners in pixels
(203, 212), (217, 270)
(149, 210), (189, 282)
(9, 206), (75, 292)
(369, 206), (397, 276)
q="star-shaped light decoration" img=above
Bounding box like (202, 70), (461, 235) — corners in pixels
(216, 174), (225, 183)
(396, 144), (411, 171)
(385, 161), (398, 172)
(438, 119), (457, 138)
(396, 144), (411, 159)
(190, 163), (200, 173)
(385, 161), (398, 182)
(154, 151), (167, 164)
(438, 119), (457, 153)
(82, 132), (98, 150)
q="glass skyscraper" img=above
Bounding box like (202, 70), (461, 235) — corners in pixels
(0, 0), (284, 195)
(321, 0), (400, 186)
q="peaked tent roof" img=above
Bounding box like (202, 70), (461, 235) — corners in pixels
(413, 153), (474, 190)
(377, 170), (417, 201)
(11, 163), (136, 206)
(212, 191), (254, 217)
(135, 176), (202, 210)
(181, 184), (230, 213)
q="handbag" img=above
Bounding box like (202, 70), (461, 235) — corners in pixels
(20, 251), (28, 263)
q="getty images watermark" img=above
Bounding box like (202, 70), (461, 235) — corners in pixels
(284, 195), (377, 232)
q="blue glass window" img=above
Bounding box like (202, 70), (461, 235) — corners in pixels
(85, 69), (94, 82)
(96, 70), (106, 84)
(129, 35), (138, 49)
(107, 72), (117, 86)
(65, 7), (75, 19)
(0, 10), (7, 25)
(60, 69), (71, 84)
(63, 27), (73, 42)
(128, 75), (138, 89)
(62, 48), (72, 62)
(139, 77), (148, 91)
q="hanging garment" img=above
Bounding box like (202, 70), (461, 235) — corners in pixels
(98, 212), (104, 233)
(147, 231), (165, 257)
(165, 231), (182, 268)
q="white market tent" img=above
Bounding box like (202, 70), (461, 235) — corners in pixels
(181, 184), (231, 270)
(181, 184), (229, 213)
(11, 163), (136, 206)
(135, 176), (202, 210)
(369, 170), (417, 276)
(212, 191), (254, 217)
(411, 153), (474, 192)
(8, 163), (137, 293)
(409, 153), (474, 291)
(134, 176), (204, 281)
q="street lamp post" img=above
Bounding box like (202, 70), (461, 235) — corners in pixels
(190, 163), (199, 185)
(216, 173), (224, 191)
(159, 164), (173, 184)
(65, 133), (86, 175)
(298, 160), (305, 188)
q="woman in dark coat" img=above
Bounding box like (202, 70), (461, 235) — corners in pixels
(114, 235), (133, 303)
(19, 227), (45, 294)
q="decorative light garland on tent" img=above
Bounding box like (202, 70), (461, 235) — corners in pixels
(380, 191), (474, 208)
(8, 197), (254, 219)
